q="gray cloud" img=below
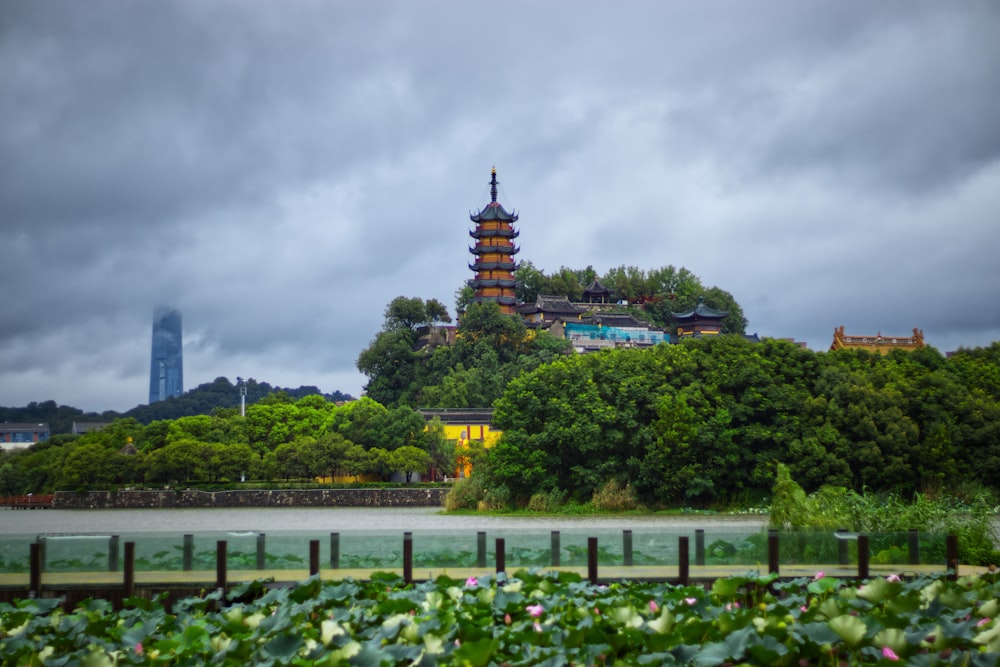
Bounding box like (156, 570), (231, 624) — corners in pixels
(2, 0), (998, 412)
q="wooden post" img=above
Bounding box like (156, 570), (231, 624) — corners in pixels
(309, 539), (320, 576)
(858, 535), (870, 579)
(215, 540), (227, 592)
(495, 538), (506, 575)
(256, 533), (267, 570)
(123, 541), (135, 598)
(623, 530), (633, 567)
(477, 531), (487, 568)
(908, 529), (920, 565)
(768, 531), (780, 575)
(677, 536), (690, 585)
(550, 531), (560, 567)
(695, 529), (705, 566)
(108, 535), (120, 572)
(182, 534), (194, 571)
(588, 537), (599, 585)
(29, 542), (41, 599)
(946, 534), (959, 580)
(403, 532), (413, 584)
(330, 533), (340, 569)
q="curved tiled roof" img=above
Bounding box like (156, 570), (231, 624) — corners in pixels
(470, 244), (519, 255)
(470, 260), (517, 271)
(469, 228), (519, 239)
(671, 296), (728, 320)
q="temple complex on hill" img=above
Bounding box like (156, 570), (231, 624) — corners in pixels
(469, 168), (519, 313)
(460, 168), (754, 351)
(830, 326), (925, 354)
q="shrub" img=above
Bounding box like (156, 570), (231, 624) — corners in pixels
(591, 479), (639, 512)
(527, 488), (567, 512)
(444, 476), (485, 511)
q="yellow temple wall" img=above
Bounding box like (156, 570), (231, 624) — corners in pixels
(438, 422), (502, 478)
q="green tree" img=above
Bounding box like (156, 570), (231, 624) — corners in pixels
(146, 439), (204, 484)
(367, 447), (395, 482)
(274, 441), (308, 481)
(391, 445), (432, 482)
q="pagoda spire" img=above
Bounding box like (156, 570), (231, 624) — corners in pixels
(469, 168), (520, 314)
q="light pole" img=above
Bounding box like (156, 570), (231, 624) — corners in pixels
(237, 376), (247, 417)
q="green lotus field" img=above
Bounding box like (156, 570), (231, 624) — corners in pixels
(3, 569), (1000, 666)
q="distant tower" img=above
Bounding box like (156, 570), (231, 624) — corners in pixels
(469, 167), (520, 313)
(148, 307), (183, 403)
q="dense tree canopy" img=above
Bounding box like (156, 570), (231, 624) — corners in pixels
(0, 394), (451, 493)
(357, 299), (571, 408)
(481, 339), (1000, 507)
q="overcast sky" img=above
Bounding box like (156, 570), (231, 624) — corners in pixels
(2, 1), (999, 413)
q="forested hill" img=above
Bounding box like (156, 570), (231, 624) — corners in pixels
(0, 377), (354, 433)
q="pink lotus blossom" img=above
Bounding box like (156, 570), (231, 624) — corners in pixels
(504, 613), (512, 625)
(882, 647), (899, 661)
(649, 600), (659, 613)
(886, 574), (901, 583)
(800, 605), (808, 613)
(978, 617), (991, 628)
(135, 643), (143, 656)
(465, 576), (478, 587)
(454, 639), (461, 647)
(594, 607), (600, 616)
(684, 597), (697, 605)
(814, 571), (825, 580)
(527, 604), (544, 617)
(533, 621), (543, 633)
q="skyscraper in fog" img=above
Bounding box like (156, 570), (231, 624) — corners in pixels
(148, 307), (183, 403)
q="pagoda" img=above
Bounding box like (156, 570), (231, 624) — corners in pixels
(469, 168), (519, 313)
(672, 296), (728, 337)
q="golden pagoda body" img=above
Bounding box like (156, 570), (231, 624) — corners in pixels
(469, 168), (519, 313)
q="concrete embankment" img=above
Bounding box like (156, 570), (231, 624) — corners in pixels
(53, 488), (448, 509)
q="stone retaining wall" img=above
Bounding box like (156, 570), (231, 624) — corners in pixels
(53, 488), (448, 509)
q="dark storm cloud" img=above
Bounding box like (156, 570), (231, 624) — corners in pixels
(1, 0), (998, 411)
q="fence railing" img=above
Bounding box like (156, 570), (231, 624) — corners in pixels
(0, 528), (962, 601)
(0, 495), (53, 509)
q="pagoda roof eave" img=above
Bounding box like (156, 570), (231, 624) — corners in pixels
(470, 202), (518, 223)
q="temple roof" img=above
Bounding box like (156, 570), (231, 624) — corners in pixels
(469, 228), (519, 239)
(472, 278), (517, 288)
(593, 313), (653, 328)
(671, 296), (728, 321)
(470, 244), (519, 255)
(469, 260), (517, 271)
(470, 168), (519, 223)
(516, 294), (584, 317)
(583, 279), (613, 296)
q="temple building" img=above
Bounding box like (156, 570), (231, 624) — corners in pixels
(672, 296), (728, 337)
(469, 168), (519, 314)
(582, 279), (614, 304)
(830, 326), (925, 354)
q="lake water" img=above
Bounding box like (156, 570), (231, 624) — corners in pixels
(0, 507), (767, 536)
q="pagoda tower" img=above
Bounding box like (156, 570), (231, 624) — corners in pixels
(469, 168), (519, 313)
